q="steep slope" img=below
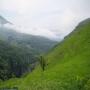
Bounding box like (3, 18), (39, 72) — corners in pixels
(0, 15), (12, 25)
(0, 18), (90, 90)
(0, 40), (38, 80)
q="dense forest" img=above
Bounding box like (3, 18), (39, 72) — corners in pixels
(0, 40), (37, 80)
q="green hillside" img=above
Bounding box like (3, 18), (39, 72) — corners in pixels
(0, 18), (90, 90)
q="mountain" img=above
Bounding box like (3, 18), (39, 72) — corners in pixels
(0, 27), (57, 54)
(0, 16), (57, 80)
(0, 15), (12, 25)
(0, 15), (56, 54)
(0, 18), (90, 90)
(0, 27), (57, 80)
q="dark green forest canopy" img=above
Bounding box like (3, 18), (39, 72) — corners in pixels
(0, 40), (37, 80)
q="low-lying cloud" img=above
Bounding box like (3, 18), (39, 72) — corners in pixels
(0, 0), (90, 40)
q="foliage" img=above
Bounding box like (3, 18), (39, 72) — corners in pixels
(0, 40), (38, 80)
(39, 56), (46, 71)
(0, 19), (90, 90)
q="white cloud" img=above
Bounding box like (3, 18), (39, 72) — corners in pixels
(0, 0), (90, 40)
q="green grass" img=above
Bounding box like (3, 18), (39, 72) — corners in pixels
(0, 19), (90, 90)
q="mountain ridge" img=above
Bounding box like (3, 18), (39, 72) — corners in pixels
(0, 18), (90, 90)
(0, 16), (57, 80)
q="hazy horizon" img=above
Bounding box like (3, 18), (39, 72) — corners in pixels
(0, 0), (90, 40)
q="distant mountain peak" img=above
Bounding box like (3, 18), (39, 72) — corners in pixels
(0, 15), (12, 25)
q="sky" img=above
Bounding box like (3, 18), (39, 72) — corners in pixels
(0, 0), (90, 40)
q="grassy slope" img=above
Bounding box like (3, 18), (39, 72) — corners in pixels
(0, 19), (90, 90)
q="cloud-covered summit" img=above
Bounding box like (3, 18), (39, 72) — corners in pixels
(0, 0), (90, 40)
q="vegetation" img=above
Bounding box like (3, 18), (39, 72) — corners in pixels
(0, 40), (37, 80)
(39, 56), (46, 71)
(0, 19), (57, 80)
(0, 27), (57, 54)
(0, 18), (90, 90)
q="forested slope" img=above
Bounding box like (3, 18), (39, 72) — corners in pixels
(0, 18), (90, 90)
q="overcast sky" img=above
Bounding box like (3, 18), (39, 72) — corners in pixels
(0, 0), (90, 40)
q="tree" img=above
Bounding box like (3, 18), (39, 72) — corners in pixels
(39, 56), (46, 71)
